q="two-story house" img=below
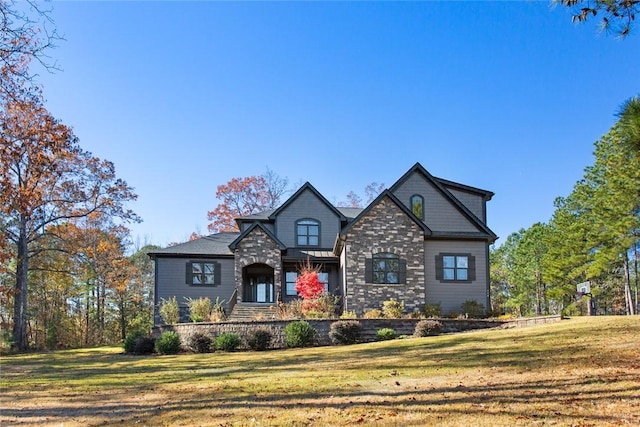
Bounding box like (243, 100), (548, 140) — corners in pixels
(149, 162), (497, 323)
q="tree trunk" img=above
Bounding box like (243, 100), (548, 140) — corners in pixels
(623, 254), (635, 315)
(12, 217), (29, 351)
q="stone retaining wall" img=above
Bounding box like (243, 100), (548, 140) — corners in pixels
(152, 315), (562, 350)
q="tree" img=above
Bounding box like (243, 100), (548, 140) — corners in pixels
(0, 96), (139, 350)
(617, 95), (640, 151)
(207, 169), (290, 233)
(1, 0), (60, 104)
(556, 0), (639, 37)
(337, 182), (385, 208)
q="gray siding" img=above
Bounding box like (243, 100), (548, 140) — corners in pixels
(241, 222), (274, 233)
(447, 188), (485, 223)
(274, 189), (341, 248)
(155, 257), (236, 308)
(392, 173), (479, 233)
(424, 240), (489, 314)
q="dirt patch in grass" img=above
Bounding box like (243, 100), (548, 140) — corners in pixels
(1, 316), (639, 426)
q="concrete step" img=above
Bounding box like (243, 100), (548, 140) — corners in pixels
(227, 303), (279, 322)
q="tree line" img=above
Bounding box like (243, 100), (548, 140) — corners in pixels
(490, 97), (640, 317)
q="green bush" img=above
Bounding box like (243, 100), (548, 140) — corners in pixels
(329, 320), (361, 345)
(159, 297), (180, 325)
(376, 327), (397, 341)
(124, 331), (144, 354)
(461, 300), (486, 318)
(186, 297), (212, 323)
(188, 332), (213, 353)
(284, 320), (316, 348)
(414, 319), (442, 337)
(132, 336), (155, 355)
(155, 331), (181, 354)
(245, 328), (273, 351)
(214, 333), (241, 352)
(422, 302), (442, 318)
(382, 298), (404, 318)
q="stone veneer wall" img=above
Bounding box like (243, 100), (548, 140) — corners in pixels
(232, 227), (282, 304)
(152, 316), (562, 350)
(344, 196), (426, 315)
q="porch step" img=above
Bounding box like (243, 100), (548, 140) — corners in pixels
(227, 303), (279, 322)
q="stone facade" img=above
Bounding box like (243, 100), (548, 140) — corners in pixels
(343, 196), (426, 315)
(232, 227), (282, 304)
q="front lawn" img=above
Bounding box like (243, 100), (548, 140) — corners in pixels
(1, 316), (638, 426)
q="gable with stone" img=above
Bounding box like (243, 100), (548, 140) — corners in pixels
(148, 162), (497, 323)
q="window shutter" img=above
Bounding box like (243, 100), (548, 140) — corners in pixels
(435, 255), (443, 281)
(186, 262), (193, 284)
(398, 259), (407, 284)
(468, 256), (476, 281)
(214, 262), (221, 285)
(365, 258), (373, 283)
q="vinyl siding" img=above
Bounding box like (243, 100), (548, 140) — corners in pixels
(155, 257), (236, 308)
(424, 240), (489, 314)
(392, 173), (480, 233)
(274, 189), (341, 248)
(446, 188), (485, 223)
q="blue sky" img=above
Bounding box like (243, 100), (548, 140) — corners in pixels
(35, 1), (639, 248)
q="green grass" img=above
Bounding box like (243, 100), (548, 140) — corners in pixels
(1, 316), (639, 426)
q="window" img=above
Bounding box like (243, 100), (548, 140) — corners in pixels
(365, 253), (406, 285)
(285, 272), (298, 296)
(436, 254), (475, 282)
(410, 194), (424, 220)
(285, 271), (329, 295)
(186, 261), (219, 286)
(296, 219), (320, 246)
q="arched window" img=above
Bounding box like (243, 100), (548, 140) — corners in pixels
(410, 194), (424, 220)
(296, 219), (320, 246)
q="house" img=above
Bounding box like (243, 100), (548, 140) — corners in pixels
(148, 162), (497, 323)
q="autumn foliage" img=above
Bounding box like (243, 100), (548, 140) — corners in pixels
(295, 260), (324, 300)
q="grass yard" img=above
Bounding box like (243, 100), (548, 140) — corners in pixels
(1, 316), (639, 426)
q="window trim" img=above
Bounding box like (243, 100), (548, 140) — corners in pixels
(186, 261), (221, 286)
(435, 253), (475, 283)
(410, 194), (424, 220)
(365, 253), (407, 285)
(295, 218), (320, 247)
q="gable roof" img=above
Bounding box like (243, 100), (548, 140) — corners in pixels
(268, 182), (347, 221)
(390, 162), (497, 241)
(148, 232), (239, 258)
(228, 221), (287, 251)
(435, 177), (494, 201)
(340, 190), (433, 236)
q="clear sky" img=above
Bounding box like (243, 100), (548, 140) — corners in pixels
(34, 1), (640, 248)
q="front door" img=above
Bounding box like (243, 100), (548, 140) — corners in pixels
(244, 276), (274, 303)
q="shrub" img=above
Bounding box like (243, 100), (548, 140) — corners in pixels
(382, 298), (404, 318)
(329, 320), (361, 345)
(277, 300), (304, 319)
(245, 328), (273, 351)
(340, 310), (357, 319)
(284, 320), (316, 348)
(124, 331), (143, 354)
(132, 336), (155, 355)
(414, 319), (442, 337)
(186, 297), (212, 323)
(422, 302), (442, 318)
(209, 297), (226, 322)
(362, 308), (383, 318)
(461, 300), (486, 318)
(377, 328), (397, 341)
(155, 331), (181, 354)
(301, 294), (339, 319)
(188, 332), (213, 353)
(214, 333), (241, 352)
(159, 297), (180, 325)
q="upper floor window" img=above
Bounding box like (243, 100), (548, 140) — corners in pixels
(186, 261), (220, 286)
(296, 219), (320, 246)
(410, 194), (424, 220)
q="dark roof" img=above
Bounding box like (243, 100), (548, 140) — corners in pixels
(236, 209), (275, 221)
(268, 182), (347, 221)
(336, 207), (364, 219)
(435, 177), (494, 201)
(228, 222), (287, 251)
(148, 232), (239, 258)
(390, 162), (497, 242)
(283, 248), (339, 261)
